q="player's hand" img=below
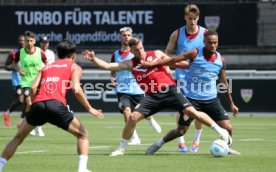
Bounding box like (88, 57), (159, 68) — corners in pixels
(231, 104), (239, 117)
(139, 59), (152, 68)
(19, 70), (25, 76)
(110, 77), (117, 87)
(88, 108), (104, 119)
(82, 50), (96, 62)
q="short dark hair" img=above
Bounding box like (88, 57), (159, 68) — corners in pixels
(56, 40), (76, 59)
(204, 30), (218, 38)
(128, 38), (141, 47)
(25, 31), (36, 39)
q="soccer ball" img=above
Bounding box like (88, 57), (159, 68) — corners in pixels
(210, 139), (229, 157)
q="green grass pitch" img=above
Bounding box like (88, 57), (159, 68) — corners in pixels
(1, 115), (276, 172)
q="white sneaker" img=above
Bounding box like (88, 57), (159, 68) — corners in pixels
(128, 138), (141, 145)
(109, 149), (124, 157)
(228, 148), (241, 155)
(220, 129), (232, 146)
(37, 127), (45, 137)
(29, 129), (36, 136)
(149, 119), (162, 133)
(145, 142), (161, 155)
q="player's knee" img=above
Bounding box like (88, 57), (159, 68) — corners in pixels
(77, 127), (89, 140)
(223, 124), (232, 136)
(128, 113), (138, 124)
(177, 125), (188, 136)
(184, 107), (199, 119)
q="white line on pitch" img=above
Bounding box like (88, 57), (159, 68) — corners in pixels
(16, 150), (48, 154)
(238, 139), (263, 141)
(89, 146), (111, 149)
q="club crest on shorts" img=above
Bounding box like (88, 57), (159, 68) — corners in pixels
(204, 16), (220, 31)
(240, 89), (253, 103)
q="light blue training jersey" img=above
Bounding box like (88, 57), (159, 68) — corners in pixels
(175, 25), (206, 80)
(184, 48), (223, 100)
(114, 50), (144, 95)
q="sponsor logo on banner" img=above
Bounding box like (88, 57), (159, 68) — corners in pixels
(204, 16), (220, 31)
(240, 89), (253, 103)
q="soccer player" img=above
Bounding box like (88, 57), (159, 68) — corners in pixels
(13, 31), (47, 136)
(0, 40), (104, 172)
(110, 27), (161, 145)
(142, 30), (240, 155)
(40, 36), (56, 64)
(165, 4), (207, 152)
(3, 35), (25, 127)
(82, 37), (232, 157)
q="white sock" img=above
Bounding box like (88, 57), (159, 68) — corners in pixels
(192, 129), (202, 144)
(178, 136), (185, 145)
(78, 155), (88, 172)
(0, 157), (7, 172)
(119, 138), (128, 150)
(211, 123), (223, 135)
(156, 138), (165, 147)
(131, 129), (139, 140)
(37, 126), (42, 131)
(5, 110), (10, 115)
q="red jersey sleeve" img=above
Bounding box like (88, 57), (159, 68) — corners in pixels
(111, 53), (115, 63)
(14, 51), (20, 63)
(41, 51), (47, 64)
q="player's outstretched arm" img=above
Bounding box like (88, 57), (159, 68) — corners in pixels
(71, 64), (104, 119)
(82, 50), (131, 72)
(140, 49), (197, 68)
(219, 58), (239, 117)
(165, 30), (178, 56)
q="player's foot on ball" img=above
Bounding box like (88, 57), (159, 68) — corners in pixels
(189, 142), (199, 153)
(228, 148), (241, 155)
(109, 148), (124, 157)
(178, 143), (188, 152)
(146, 142), (161, 155)
(220, 129), (232, 146)
(3, 112), (10, 127)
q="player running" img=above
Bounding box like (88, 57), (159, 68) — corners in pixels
(3, 35), (25, 127)
(0, 40), (104, 172)
(82, 37), (232, 157)
(141, 31), (240, 155)
(110, 27), (161, 145)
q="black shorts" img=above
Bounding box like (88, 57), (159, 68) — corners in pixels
(134, 85), (192, 118)
(178, 97), (229, 126)
(26, 100), (74, 130)
(13, 85), (22, 97)
(117, 93), (144, 113)
(21, 87), (31, 97)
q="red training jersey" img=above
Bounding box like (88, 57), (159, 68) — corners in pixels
(33, 59), (74, 105)
(131, 51), (175, 94)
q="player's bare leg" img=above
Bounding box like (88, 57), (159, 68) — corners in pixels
(67, 117), (91, 172)
(146, 107), (232, 155)
(189, 120), (203, 152)
(109, 112), (145, 156)
(123, 107), (140, 145)
(0, 119), (35, 171)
